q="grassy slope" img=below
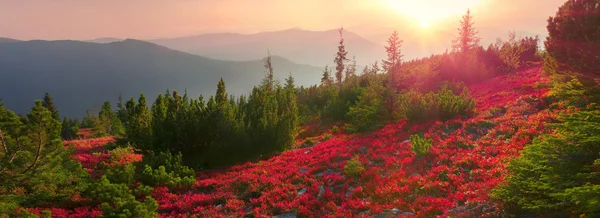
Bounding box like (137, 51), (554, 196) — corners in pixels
(30, 65), (560, 217)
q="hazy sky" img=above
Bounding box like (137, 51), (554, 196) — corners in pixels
(0, 0), (565, 40)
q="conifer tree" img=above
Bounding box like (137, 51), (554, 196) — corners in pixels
(334, 27), (349, 85)
(544, 0), (600, 78)
(452, 9), (480, 53)
(345, 56), (357, 80)
(42, 92), (60, 121)
(263, 52), (275, 91)
(321, 66), (333, 86)
(99, 101), (124, 136)
(285, 72), (296, 91)
(370, 61), (380, 75)
(383, 30), (403, 88)
(216, 78), (228, 105)
(0, 101), (87, 206)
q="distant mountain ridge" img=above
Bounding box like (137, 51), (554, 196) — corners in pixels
(0, 37), (21, 43)
(0, 39), (322, 117)
(150, 28), (385, 67)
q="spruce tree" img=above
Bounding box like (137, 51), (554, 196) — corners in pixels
(263, 52), (275, 91)
(345, 56), (357, 80)
(452, 9), (480, 53)
(42, 92), (60, 121)
(544, 0), (600, 78)
(321, 66), (333, 86)
(99, 101), (124, 136)
(0, 101), (87, 206)
(334, 28), (348, 85)
(285, 72), (296, 91)
(383, 30), (403, 88)
(216, 78), (228, 105)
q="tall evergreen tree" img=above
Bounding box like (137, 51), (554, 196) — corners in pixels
(321, 66), (333, 86)
(452, 9), (480, 53)
(544, 0), (600, 78)
(345, 56), (357, 80)
(370, 61), (380, 75)
(99, 101), (124, 136)
(42, 92), (60, 121)
(216, 78), (228, 105)
(334, 28), (349, 85)
(0, 101), (87, 206)
(285, 72), (296, 91)
(383, 30), (403, 88)
(263, 52), (275, 91)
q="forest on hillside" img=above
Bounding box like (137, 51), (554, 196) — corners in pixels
(1, 0), (600, 217)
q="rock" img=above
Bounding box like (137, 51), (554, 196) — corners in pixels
(402, 139), (410, 144)
(317, 185), (325, 199)
(345, 186), (355, 198)
(304, 150), (310, 154)
(272, 212), (297, 218)
(325, 169), (335, 175)
(358, 210), (370, 216)
(299, 168), (308, 173)
(374, 212), (393, 218)
(215, 204), (223, 208)
(390, 208), (401, 214)
(400, 212), (415, 217)
(297, 188), (307, 196)
(314, 172), (324, 177)
(245, 206), (253, 212)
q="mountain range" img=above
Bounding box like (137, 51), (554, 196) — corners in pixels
(0, 39), (322, 117)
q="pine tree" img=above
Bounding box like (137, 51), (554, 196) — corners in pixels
(0, 101), (88, 206)
(321, 66), (333, 86)
(370, 61), (380, 75)
(99, 101), (124, 136)
(262, 52), (275, 91)
(42, 92), (60, 121)
(544, 0), (600, 78)
(216, 78), (228, 106)
(334, 27), (349, 85)
(285, 72), (296, 91)
(345, 56), (357, 80)
(452, 9), (480, 53)
(383, 30), (403, 88)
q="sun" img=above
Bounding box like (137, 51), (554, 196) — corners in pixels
(419, 20), (432, 28)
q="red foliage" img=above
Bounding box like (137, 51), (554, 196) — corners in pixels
(32, 66), (558, 217)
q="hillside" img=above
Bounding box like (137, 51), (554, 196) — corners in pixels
(26, 65), (562, 217)
(150, 28), (384, 67)
(0, 39), (322, 117)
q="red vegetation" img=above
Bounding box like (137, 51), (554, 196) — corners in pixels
(152, 66), (556, 217)
(31, 66), (557, 217)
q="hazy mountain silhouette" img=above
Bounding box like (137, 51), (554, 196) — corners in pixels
(86, 37), (123, 43)
(0, 39), (322, 117)
(0, 37), (21, 43)
(150, 28), (384, 67)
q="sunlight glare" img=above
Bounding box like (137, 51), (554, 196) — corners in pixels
(385, 0), (484, 26)
(419, 20), (431, 28)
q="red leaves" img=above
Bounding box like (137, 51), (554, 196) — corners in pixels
(36, 66), (559, 217)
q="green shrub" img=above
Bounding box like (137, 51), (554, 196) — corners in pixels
(492, 109), (600, 217)
(410, 134), (433, 157)
(137, 152), (196, 189)
(90, 176), (157, 218)
(396, 83), (475, 123)
(322, 134), (332, 140)
(345, 76), (390, 132)
(331, 125), (339, 134)
(88, 163), (157, 218)
(344, 155), (365, 178)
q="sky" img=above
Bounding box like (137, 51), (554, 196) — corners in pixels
(0, 0), (565, 41)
